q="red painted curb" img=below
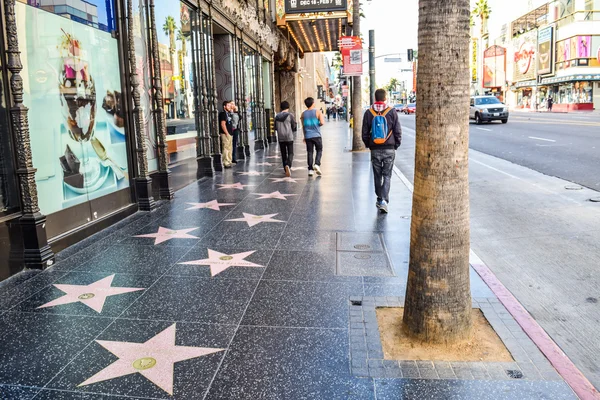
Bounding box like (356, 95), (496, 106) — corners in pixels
(470, 252), (600, 400)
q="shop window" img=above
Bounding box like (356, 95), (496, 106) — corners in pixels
(0, 56), (20, 214)
(15, 0), (130, 217)
(155, 2), (199, 166)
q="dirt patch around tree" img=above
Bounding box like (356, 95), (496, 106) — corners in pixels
(376, 308), (513, 362)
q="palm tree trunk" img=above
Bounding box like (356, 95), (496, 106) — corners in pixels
(403, 0), (473, 344)
(351, 0), (365, 151)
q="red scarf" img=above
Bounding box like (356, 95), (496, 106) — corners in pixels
(372, 101), (387, 113)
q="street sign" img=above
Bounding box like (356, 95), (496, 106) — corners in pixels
(285, 0), (347, 14)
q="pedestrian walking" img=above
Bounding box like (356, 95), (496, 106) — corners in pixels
(219, 100), (234, 168)
(362, 88), (402, 213)
(326, 107), (331, 121)
(301, 97), (325, 177)
(230, 102), (240, 164)
(275, 101), (297, 177)
(547, 96), (553, 112)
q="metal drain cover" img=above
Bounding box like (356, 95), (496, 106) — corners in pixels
(565, 185), (583, 190)
(354, 244), (371, 250)
(354, 254), (372, 260)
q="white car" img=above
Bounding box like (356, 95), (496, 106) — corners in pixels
(470, 96), (509, 124)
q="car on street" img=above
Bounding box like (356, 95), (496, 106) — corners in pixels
(470, 95), (509, 124)
(401, 103), (416, 114)
(393, 104), (404, 112)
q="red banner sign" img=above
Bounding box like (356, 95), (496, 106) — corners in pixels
(340, 36), (363, 76)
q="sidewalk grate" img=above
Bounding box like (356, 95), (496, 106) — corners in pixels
(335, 233), (394, 277)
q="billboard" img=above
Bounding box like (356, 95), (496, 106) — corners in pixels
(513, 30), (537, 82)
(340, 36), (363, 76)
(537, 26), (553, 75)
(471, 39), (478, 83)
(285, 0), (347, 14)
(483, 46), (506, 88)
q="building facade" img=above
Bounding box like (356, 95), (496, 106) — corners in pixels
(0, 0), (291, 279)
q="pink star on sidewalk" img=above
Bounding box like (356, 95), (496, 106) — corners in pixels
(238, 171), (264, 176)
(225, 212), (285, 227)
(186, 200), (235, 211)
(252, 191), (297, 200)
(270, 177), (303, 183)
(179, 249), (265, 276)
(133, 227), (199, 245)
(266, 155), (281, 159)
(291, 167), (306, 171)
(79, 324), (224, 395)
(255, 162), (273, 166)
(37, 275), (144, 313)
(217, 182), (252, 190)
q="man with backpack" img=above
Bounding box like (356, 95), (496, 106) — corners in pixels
(362, 89), (402, 213)
(275, 101), (298, 177)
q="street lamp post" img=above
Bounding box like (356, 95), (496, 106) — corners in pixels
(369, 30), (376, 104)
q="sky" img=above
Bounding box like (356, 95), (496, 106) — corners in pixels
(359, 0), (542, 87)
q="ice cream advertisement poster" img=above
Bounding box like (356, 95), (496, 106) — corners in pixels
(16, 3), (129, 216)
(537, 26), (553, 76)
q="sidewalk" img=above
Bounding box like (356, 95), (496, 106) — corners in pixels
(0, 121), (578, 399)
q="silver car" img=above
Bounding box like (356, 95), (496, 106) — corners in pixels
(470, 96), (509, 124)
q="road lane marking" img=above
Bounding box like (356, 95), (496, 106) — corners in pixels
(529, 136), (556, 142)
(476, 127), (492, 131)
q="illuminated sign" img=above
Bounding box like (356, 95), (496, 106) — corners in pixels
(285, 0), (347, 14)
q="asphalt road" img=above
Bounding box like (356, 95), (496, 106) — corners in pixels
(400, 111), (600, 190)
(393, 111), (600, 390)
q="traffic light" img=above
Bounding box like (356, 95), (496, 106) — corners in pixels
(407, 49), (414, 62)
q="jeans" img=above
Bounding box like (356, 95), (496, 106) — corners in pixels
(221, 133), (233, 166)
(371, 148), (396, 202)
(279, 141), (294, 168)
(305, 137), (323, 170)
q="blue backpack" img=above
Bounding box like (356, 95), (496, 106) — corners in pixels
(369, 107), (392, 144)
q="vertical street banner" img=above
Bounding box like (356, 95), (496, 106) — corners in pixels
(471, 38), (478, 83)
(483, 46), (506, 88)
(537, 26), (553, 75)
(339, 36), (363, 76)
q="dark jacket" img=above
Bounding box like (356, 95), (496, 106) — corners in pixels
(361, 106), (402, 150)
(275, 111), (297, 142)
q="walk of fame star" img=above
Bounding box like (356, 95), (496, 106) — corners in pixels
(255, 162), (273, 166)
(265, 156), (281, 159)
(217, 182), (252, 190)
(134, 227), (199, 245)
(186, 200), (235, 211)
(79, 324), (224, 395)
(252, 191), (297, 200)
(270, 177), (303, 183)
(37, 275), (144, 313)
(238, 171), (264, 176)
(225, 212), (285, 227)
(179, 249), (265, 276)
(291, 166), (307, 171)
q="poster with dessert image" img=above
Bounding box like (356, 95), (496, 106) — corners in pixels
(16, 2), (130, 217)
(537, 26), (553, 75)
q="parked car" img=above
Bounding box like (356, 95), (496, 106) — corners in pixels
(470, 96), (509, 124)
(401, 103), (416, 114)
(393, 104), (404, 112)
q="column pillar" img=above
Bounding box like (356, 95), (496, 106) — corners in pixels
(254, 50), (265, 150)
(148, 0), (173, 198)
(3, 0), (54, 270)
(208, 8), (222, 170)
(240, 40), (251, 156)
(233, 26), (246, 160)
(196, 12), (213, 177)
(127, 0), (155, 210)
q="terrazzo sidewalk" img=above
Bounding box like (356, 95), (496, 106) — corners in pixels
(0, 121), (578, 399)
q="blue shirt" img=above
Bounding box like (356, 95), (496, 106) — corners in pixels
(302, 109), (321, 139)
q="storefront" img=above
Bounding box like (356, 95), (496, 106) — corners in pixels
(0, 0), (280, 279)
(542, 75), (600, 111)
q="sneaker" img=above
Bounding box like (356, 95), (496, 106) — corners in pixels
(308, 170), (314, 177)
(285, 166), (291, 177)
(379, 200), (388, 213)
(314, 165), (322, 176)
(376, 200), (383, 209)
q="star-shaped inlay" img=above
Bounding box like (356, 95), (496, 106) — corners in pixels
(225, 212), (285, 227)
(255, 162), (273, 166)
(217, 183), (253, 190)
(179, 249), (265, 276)
(265, 156), (281, 159)
(238, 171), (264, 176)
(270, 177), (303, 183)
(291, 167), (307, 171)
(252, 191), (297, 200)
(38, 275), (144, 313)
(79, 324), (224, 395)
(186, 200), (235, 211)
(134, 227), (199, 245)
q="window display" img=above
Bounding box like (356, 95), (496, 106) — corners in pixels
(16, 0), (129, 216)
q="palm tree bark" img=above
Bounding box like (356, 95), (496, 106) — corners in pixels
(403, 0), (473, 344)
(351, 0), (365, 151)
